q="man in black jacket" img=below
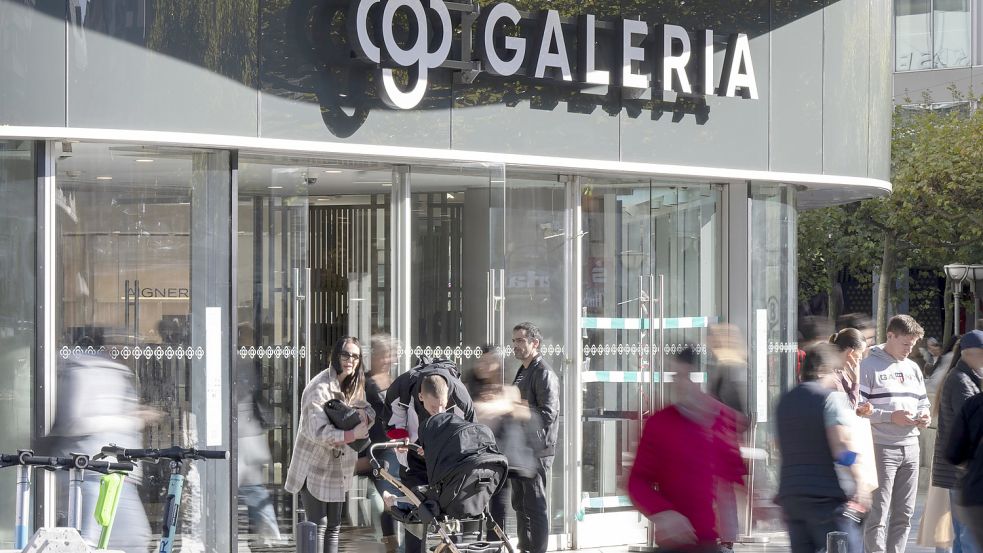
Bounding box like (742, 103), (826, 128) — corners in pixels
(946, 391), (983, 548)
(933, 330), (983, 553)
(510, 322), (560, 553)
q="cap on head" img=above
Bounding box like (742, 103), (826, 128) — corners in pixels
(959, 330), (983, 351)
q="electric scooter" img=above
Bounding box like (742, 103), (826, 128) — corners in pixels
(0, 450), (135, 551)
(98, 446), (228, 553)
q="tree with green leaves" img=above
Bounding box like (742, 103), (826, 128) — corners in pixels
(799, 95), (983, 345)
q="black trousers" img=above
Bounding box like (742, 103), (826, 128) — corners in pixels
(400, 465), (429, 553)
(781, 497), (861, 553)
(300, 487), (345, 553)
(485, 478), (512, 541)
(511, 456), (553, 553)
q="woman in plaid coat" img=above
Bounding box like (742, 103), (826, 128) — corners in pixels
(285, 336), (374, 553)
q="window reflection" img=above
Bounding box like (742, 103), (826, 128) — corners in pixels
(53, 142), (231, 553)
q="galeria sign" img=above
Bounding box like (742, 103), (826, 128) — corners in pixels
(348, 0), (758, 109)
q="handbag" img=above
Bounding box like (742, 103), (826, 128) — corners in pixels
(322, 399), (370, 453)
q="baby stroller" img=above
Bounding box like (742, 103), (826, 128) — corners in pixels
(369, 412), (515, 553)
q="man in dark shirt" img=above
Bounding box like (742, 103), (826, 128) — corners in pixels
(510, 322), (559, 553)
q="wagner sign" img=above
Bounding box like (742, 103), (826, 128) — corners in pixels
(347, 0), (758, 109)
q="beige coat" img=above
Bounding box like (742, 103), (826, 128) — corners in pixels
(284, 369), (372, 503)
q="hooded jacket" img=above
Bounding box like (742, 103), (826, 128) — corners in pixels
(859, 345), (931, 446)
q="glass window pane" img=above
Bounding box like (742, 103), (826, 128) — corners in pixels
(503, 176), (568, 536)
(895, 0), (932, 70)
(53, 143), (231, 553)
(933, 0), (971, 68)
(749, 182), (798, 533)
(235, 155), (394, 547)
(0, 141), (36, 549)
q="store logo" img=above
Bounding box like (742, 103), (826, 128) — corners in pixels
(347, 0), (758, 109)
(126, 287), (191, 299)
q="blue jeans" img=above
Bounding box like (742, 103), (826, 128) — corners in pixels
(951, 490), (982, 553)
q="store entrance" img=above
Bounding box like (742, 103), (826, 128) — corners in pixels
(234, 156), (506, 547)
(576, 179), (722, 548)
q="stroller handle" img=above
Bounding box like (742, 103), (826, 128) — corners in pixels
(369, 440), (422, 462)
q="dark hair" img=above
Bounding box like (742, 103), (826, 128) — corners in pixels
(800, 344), (840, 382)
(886, 314), (924, 338)
(829, 328), (866, 352)
(331, 336), (364, 401)
(420, 374), (449, 401)
(836, 313), (874, 331)
(513, 322), (544, 345)
(674, 345), (699, 367)
(800, 316), (833, 343)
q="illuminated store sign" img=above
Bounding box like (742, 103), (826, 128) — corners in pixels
(347, 0), (758, 109)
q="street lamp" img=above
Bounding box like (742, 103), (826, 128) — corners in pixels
(943, 264), (983, 336)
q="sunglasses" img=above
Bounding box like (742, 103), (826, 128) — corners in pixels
(339, 351), (361, 361)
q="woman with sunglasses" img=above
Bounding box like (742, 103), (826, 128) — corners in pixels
(286, 336), (373, 553)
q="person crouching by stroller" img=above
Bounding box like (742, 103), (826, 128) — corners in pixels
(628, 346), (746, 552)
(384, 358), (475, 553)
(285, 336), (374, 553)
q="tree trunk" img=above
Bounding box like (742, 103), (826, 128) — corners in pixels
(942, 280), (955, 353)
(828, 263), (839, 324)
(876, 231), (898, 343)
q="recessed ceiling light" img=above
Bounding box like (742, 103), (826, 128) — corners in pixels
(135, 159), (155, 163)
(322, 169), (343, 174)
(96, 176), (113, 180)
(268, 186), (283, 189)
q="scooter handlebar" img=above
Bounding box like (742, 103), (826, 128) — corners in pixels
(0, 451), (134, 473)
(101, 445), (228, 462)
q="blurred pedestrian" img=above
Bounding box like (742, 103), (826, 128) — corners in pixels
(860, 315), (931, 553)
(828, 329), (878, 498)
(236, 324), (281, 545)
(944, 389), (983, 548)
(707, 323), (749, 418)
(357, 334), (401, 553)
(510, 322), (560, 553)
(470, 344), (539, 541)
(627, 346), (745, 552)
(799, 316), (835, 381)
(46, 348), (153, 553)
(837, 313), (876, 350)
(934, 331), (983, 553)
(285, 336), (374, 553)
(776, 344), (869, 553)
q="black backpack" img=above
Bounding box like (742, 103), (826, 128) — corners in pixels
(419, 412), (509, 519)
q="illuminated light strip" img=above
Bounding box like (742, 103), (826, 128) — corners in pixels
(582, 371), (707, 383)
(581, 316), (718, 330)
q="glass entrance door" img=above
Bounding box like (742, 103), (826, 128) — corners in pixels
(577, 179), (721, 548)
(235, 155), (396, 547)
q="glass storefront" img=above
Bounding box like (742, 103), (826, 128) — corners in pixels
(0, 141), (36, 549)
(576, 178), (722, 547)
(747, 182), (799, 533)
(52, 142), (232, 553)
(0, 141), (808, 551)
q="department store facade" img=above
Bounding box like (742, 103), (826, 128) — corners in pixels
(0, 0), (891, 550)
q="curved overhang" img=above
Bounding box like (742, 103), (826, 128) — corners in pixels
(0, 125), (891, 207)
